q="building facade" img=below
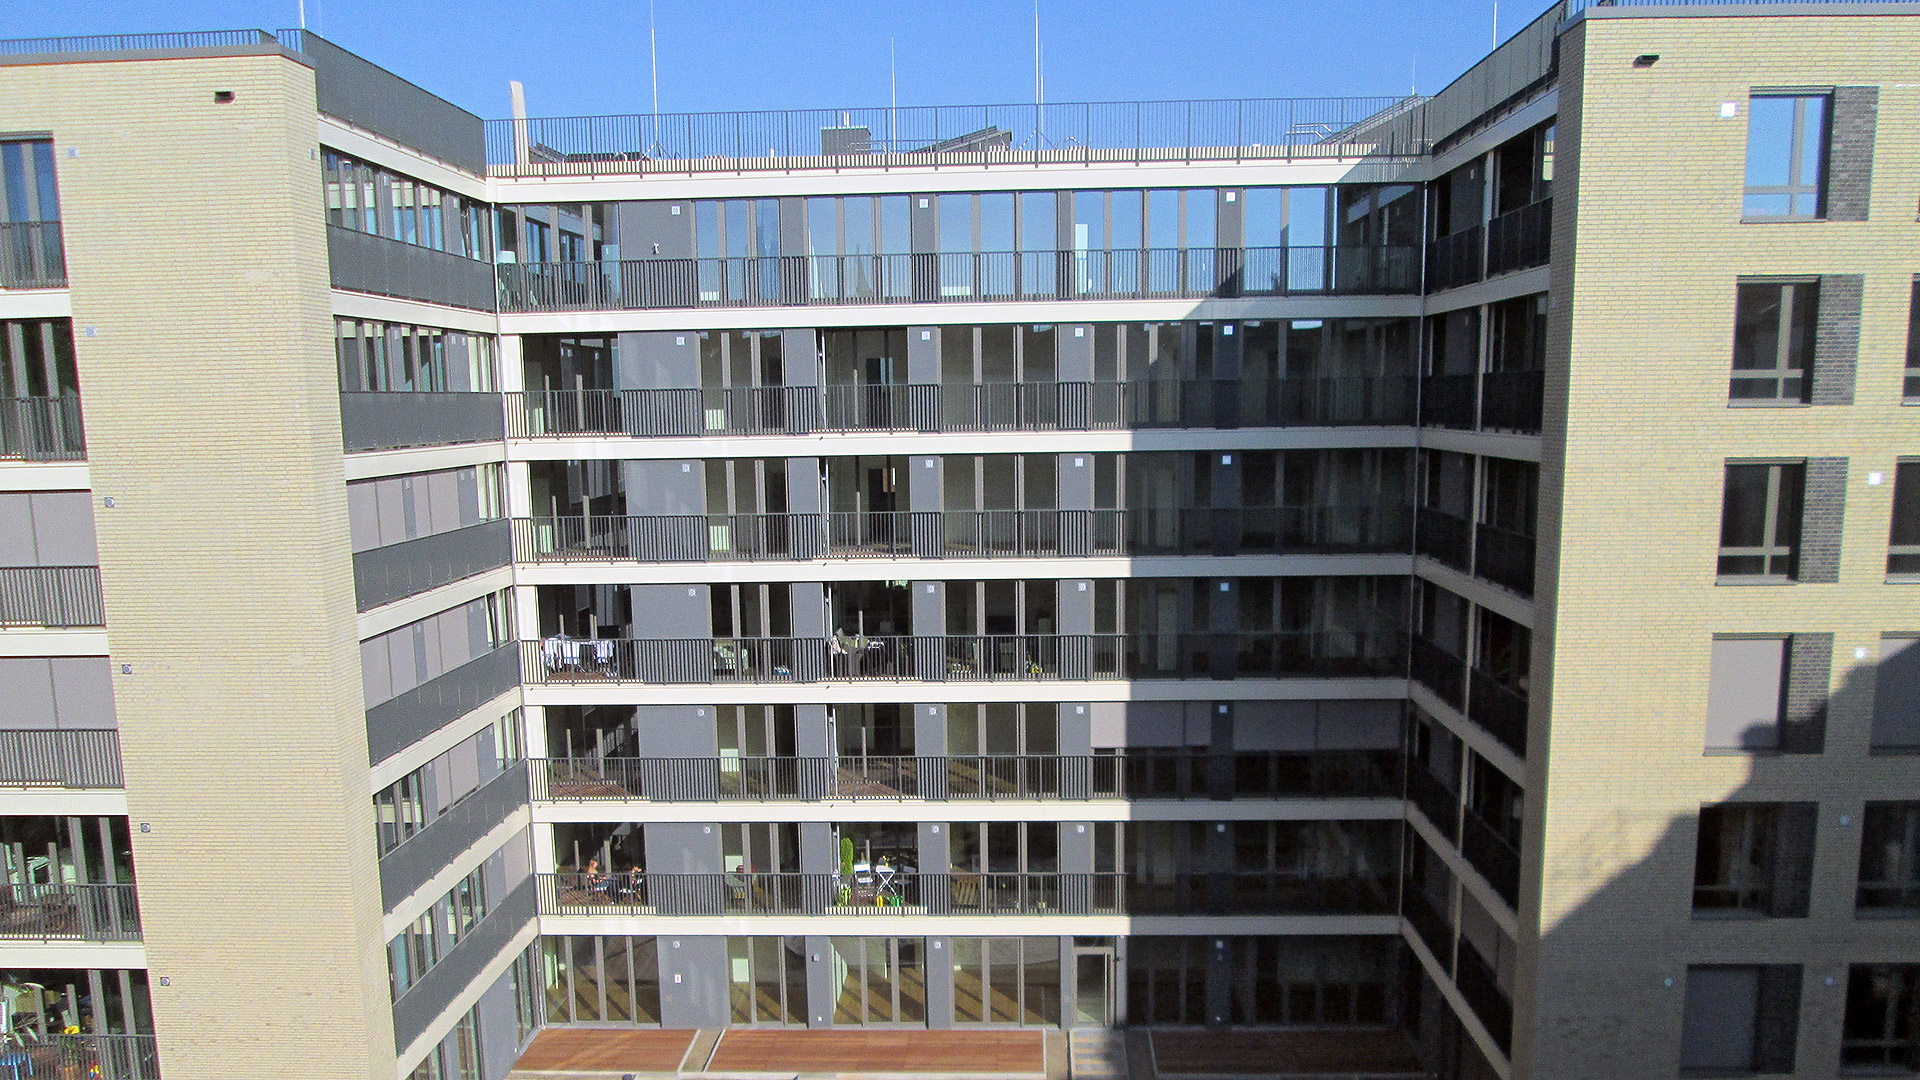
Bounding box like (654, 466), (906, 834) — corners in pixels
(0, 3), (1914, 1079)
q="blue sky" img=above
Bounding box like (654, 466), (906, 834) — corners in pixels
(8, 0), (1542, 119)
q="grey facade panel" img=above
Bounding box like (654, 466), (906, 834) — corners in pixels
(1811, 274), (1862, 406)
(328, 224), (497, 311)
(1798, 457), (1847, 583)
(288, 30), (487, 174)
(475, 960), (524, 1080)
(379, 761), (529, 911)
(1871, 636), (1920, 749)
(353, 518), (512, 612)
(390, 875), (535, 1052)
(1705, 638), (1786, 751)
(366, 643), (520, 766)
(340, 392), (505, 452)
(1825, 85), (1878, 222)
(659, 935), (730, 1028)
(1780, 633), (1832, 754)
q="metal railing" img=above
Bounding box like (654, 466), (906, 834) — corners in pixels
(0, 566), (105, 627)
(1461, 812), (1521, 907)
(537, 869), (1396, 917)
(1419, 373), (1477, 430)
(1410, 637), (1467, 711)
(353, 517), (513, 611)
(0, 882), (140, 940)
(507, 376), (1416, 439)
(0, 729), (122, 788)
(1480, 369), (1544, 434)
(1455, 938), (1513, 1055)
(1414, 506), (1472, 573)
(1474, 522), (1537, 598)
(0, 221), (66, 289)
(495, 245), (1419, 312)
(0, 395), (84, 460)
(485, 96), (1428, 177)
(512, 506), (1412, 564)
(1406, 762), (1460, 844)
(530, 749), (1401, 802)
(1402, 886), (1454, 973)
(1425, 226), (1484, 292)
(17, 1033), (162, 1080)
(1468, 669), (1529, 757)
(1485, 198), (1552, 276)
(0, 30), (273, 54)
(339, 391), (506, 452)
(524, 630), (1405, 685)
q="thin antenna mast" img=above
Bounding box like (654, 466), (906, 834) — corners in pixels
(1033, 0), (1044, 144)
(889, 38), (897, 152)
(1492, 2), (1500, 48)
(298, 0), (306, 29)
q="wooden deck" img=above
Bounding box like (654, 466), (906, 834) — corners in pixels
(1148, 1029), (1426, 1076)
(707, 1029), (1046, 1074)
(511, 1028), (696, 1073)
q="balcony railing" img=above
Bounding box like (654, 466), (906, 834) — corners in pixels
(537, 869), (1396, 917)
(0, 729), (122, 788)
(24, 1033), (159, 1080)
(506, 375), (1416, 440)
(1467, 668), (1529, 757)
(0, 396), (84, 460)
(0, 882), (140, 940)
(495, 245), (1419, 313)
(1406, 760), (1459, 843)
(512, 506), (1412, 564)
(0, 566), (105, 627)
(1479, 370), (1544, 434)
(1474, 522), (1537, 598)
(1418, 373), (1476, 430)
(1402, 886), (1454, 973)
(1461, 812), (1521, 908)
(1484, 198), (1552, 277)
(531, 749), (1401, 802)
(1409, 636), (1467, 711)
(353, 517), (513, 611)
(1415, 506), (1472, 573)
(1425, 226), (1483, 292)
(524, 631), (1406, 686)
(1455, 938), (1514, 1055)
(339, 391), (505, 452)
(0, 221), (65, 289)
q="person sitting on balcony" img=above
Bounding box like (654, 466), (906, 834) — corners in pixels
(584, 858), (611, 900)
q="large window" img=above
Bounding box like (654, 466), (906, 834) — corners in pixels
(729, 936), (807, 1025)
(1891, 462), (1920, 577)
(336, 318), (497, 393)
(374, 711), (523, 855)
(541, 935), (661, 1025)
(1731, 280), (1817, 403)
(1859, 802), (1920, 913)
(1743, 93), (1829, 219)
(1843, 965), (1920, 1071)
(830, 937), (926, 1024)
(1905, 281), (1919, 401)
(1, 139), (58, 223)
(951, 937), (1056, 1025)
(322, 151), (490, 259)
(359, 590), (514, 709)
(1680, 964), (1802, 1074)
(1693, 802), (1815, 917)
(1718, 461), (1804, 580)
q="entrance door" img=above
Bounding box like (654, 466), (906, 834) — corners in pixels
(1073, 948), (1114, 1027)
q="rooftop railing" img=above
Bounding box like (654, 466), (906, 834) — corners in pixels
(0, 30), (273, 55)
(485, 96), (1428, 178)
(530, 749), (1401, 802)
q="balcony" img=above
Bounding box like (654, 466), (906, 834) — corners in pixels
(494, 245), (1420, 313)
(353, 518), (513, 611)
(339, 391), (505, 452)
(4, 1034), (158, 1080)
(1461, 812), (1521, 908)
(379, 761), (528, 910)
(1473, 522), (1537, 598)
(529, 748), (1401, 802)
(1414, 506), (1472, 573)
(0, 221), (65, 289)
(1402, 886), (1453, 972)
(1424, 226), (1483, 292)
(522, 631), (1407, 686)
(504, 376), (1416, 440)
(1455, 938), (1513, 1055)
(0, 882), (140, 941)
(512, 505), (1411, 564)
(1479, 370), (1543, 434)
(0, 729), (122, 788)
(1418, 373), (1476, 430)
(1406, 760), (1459, 843)
(1467, 669), (1528, 757)
(326, 224), (496, 310)
(365, 643), (520, 765)
(537, 869), (1396, 918)
(1409, 636), (1466, 711)
(0, 566), (105, 628)
(0, 396), (84, 461)
(1484, 198), (1552, 277)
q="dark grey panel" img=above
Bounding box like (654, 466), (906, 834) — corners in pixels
(627, 584), (708, 639)
(354, 518), (512, 612)
(1799, 457), (1847, 583)
(659, 935), (729, 1028)
(390, 875), (534, 1052)
(288, 30), (486, 174)
(366, 644), (519, 766)
(327, 225), (497, 311)
(1812, 275), (1862, 406)
(1826, 85), (1878, 222)
(632, 705), (716, 758)
(475, 960), (523, 1080)
(340, 392), (505, 453)
(379, 761), (529, 911)
(615, 331), (699, 390)
(620, 460), (704, 516)
(1780, 633), (1832, 754)
(615, 202), (693, 261)
(1871, 636), (1920, 750)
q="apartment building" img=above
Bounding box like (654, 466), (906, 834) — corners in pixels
(0, 2), (1914, 1079)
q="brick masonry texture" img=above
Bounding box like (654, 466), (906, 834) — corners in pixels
(1812, 273), (1862, 406)
(1826, 85), (1879, 222)
(1782, 632), (1834, 753)
(1801, 456), (1849, 584)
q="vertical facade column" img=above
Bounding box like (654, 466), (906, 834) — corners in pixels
(913, 580), (946, 680)
(909, 454), (943, 557)
(907, 326), (940, 430)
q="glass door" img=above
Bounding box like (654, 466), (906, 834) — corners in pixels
(1074, 947), (1114, 1027)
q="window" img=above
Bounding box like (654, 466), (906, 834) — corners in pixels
(388, 909), (439, 1001)
(1743, 93), (1829, 219)
(1871, 635), (1920, 751)
(729, 936), (806, 1025)
(1844, 965), (1920, 1071)
(1, 139), (59, 222)
(1905, 282), (1918, 401)
(1693, 802), (1815, 917)
(1718, 462), (1804, 580)
(322, 151), (490, 259)
(1705, 637), (1788, 751)
(1858, 803), (1920, 913)
(830, 937), (926, 1024)
(1731, 280), (1817, 402)
(1680, 965), (1802, 1074)
(542, 935), (662, 1025)
(1891, 462), (1920, 577)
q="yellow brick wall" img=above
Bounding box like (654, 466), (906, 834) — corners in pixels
(0, 52), (397, 1078)
(1519, 12), (1920, 1079)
